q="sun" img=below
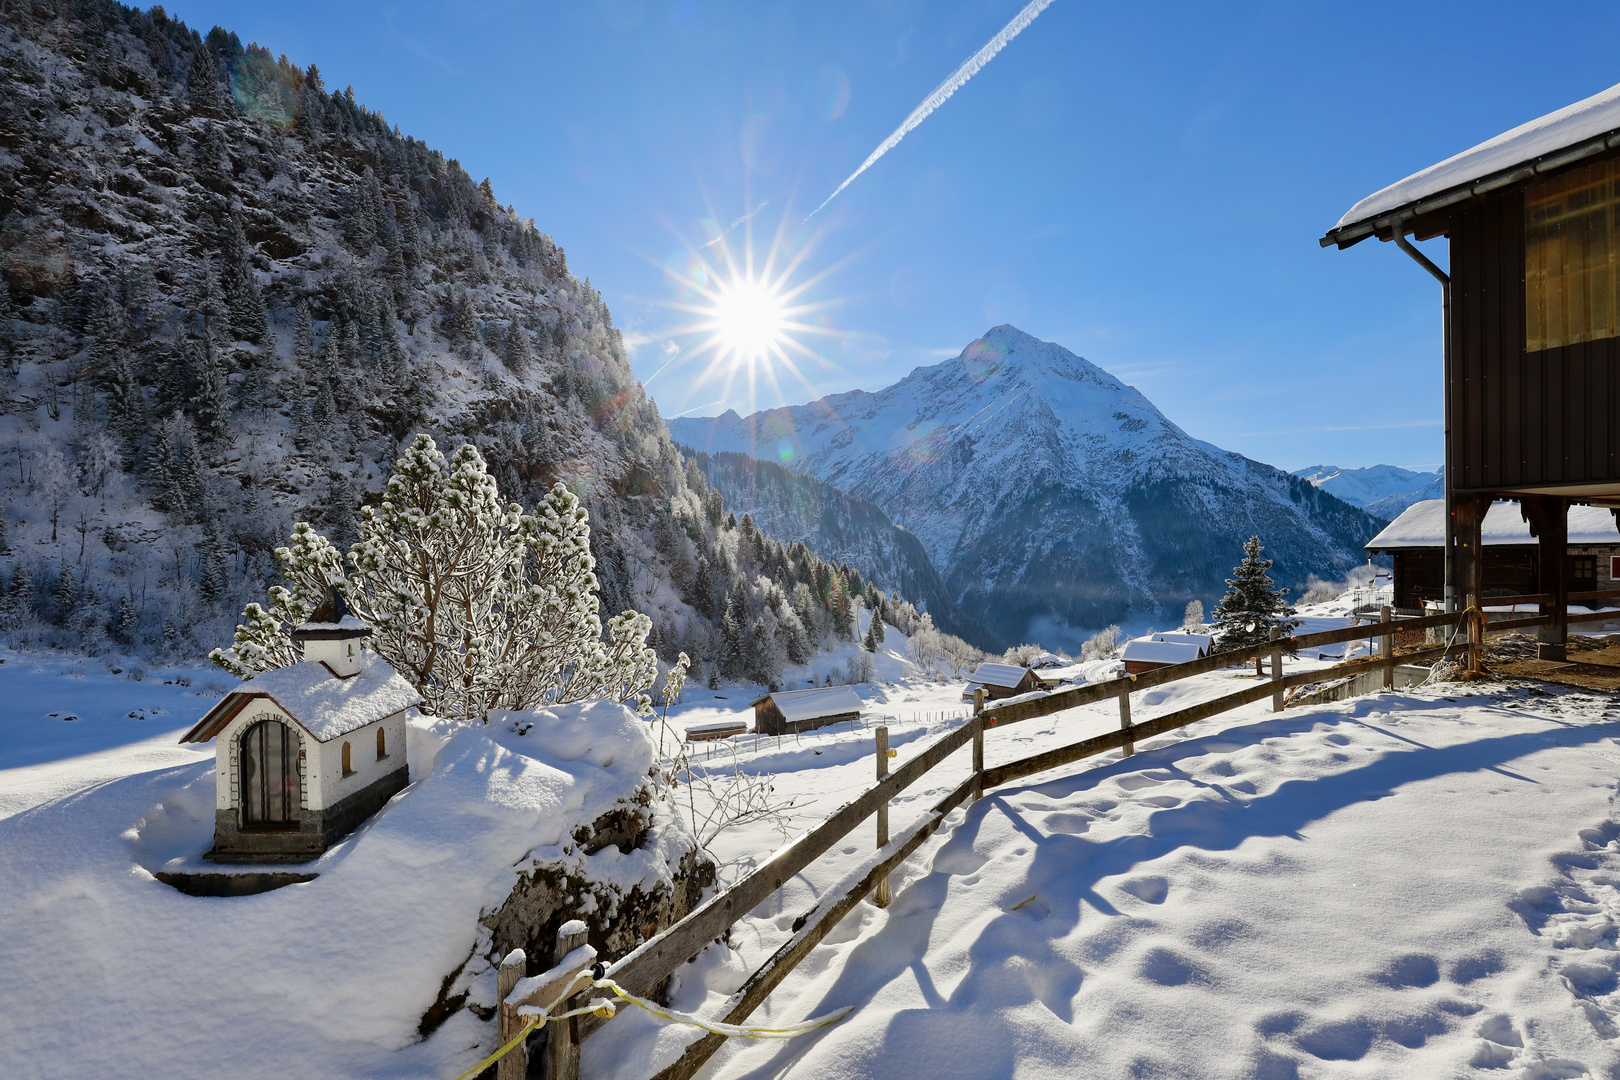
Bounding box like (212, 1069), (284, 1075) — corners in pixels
(650, 202), (855, 415)
(711, 276), (788, 361)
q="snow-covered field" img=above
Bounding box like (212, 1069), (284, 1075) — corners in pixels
(7, 633), (1620, 1079)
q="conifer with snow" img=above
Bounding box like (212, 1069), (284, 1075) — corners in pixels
(212, 434), (658, 722)
(1210, 536), (1299, 656)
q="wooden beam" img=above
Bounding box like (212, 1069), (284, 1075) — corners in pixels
(496, 949), (527, 1080)
(544, 923), (591, 1080)
(874, 727), (890, 908)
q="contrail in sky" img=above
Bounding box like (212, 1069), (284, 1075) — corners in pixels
(702, 200), (770, 248)
(807, 0), (1057, 220)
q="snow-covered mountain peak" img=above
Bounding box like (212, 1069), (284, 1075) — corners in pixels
(671, 329), (1381, 645)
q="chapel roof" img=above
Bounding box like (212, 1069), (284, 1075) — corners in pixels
(749, 685), (865, 723)
(180, 657), (422, 745)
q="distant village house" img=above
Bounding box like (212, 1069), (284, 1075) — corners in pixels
(968, 663), (1042, 700)
(1367, 499), (1620, 614)
(752, 686), (865, 736)
(1121, 635), (1208, 675)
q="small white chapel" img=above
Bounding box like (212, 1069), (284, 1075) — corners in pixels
(180, 589), (422, 863)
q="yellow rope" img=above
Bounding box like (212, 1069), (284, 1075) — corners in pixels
(450, 969), (854, 1079)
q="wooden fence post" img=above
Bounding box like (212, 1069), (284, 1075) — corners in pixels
(1269, 627), (1284, 712)
(1117, 677), (1134, 757)
(545, 920), (589, 1080)
(496, 948), (527, 1080)
(972, 714), (985, 801)
(1379, 604), (1394, 689)
(874, 726), (890, 908)
(1466, 593), (1481, 672)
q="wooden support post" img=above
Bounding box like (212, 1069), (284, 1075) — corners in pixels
(496, 949), (527, 1080)
(971, 715), (984, 801)
(545, 920), (589, 1080)
(1269, 627), (1284, 712)
(1523, 495), (1570, 661)
(974, 687), (986, 715)
(1117, 677), (1134, 757)
(874, 726), (890, 908)
(1379, 604), (1394, 689)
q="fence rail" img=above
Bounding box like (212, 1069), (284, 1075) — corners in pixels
(536, 598), (1591, 1079)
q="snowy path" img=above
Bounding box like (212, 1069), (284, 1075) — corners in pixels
(595, 680), (1620, 1079)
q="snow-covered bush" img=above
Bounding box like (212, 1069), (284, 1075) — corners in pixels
(213, 434), (657, 722)
(1081, 624), (1123, 660)
(1298, 576), (1342, 605)
(1182, 600), (1204, 630)
(1001, 642), (1047, 666)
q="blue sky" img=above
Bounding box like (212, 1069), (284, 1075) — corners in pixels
(171, 1), (1620, 472)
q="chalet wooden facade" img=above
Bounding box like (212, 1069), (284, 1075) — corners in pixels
(752, 686), (864, 736)
(1368, 499), (1620, 613)
(968, 663), (1042, 700)
(1324, 86), (1620, 657)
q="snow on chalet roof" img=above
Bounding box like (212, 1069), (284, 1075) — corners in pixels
(1327, 81), (1620, 245)
(1366, 499), (1620, 550)
(1121, 639), (1204, 665)
(970, 663), (1033, 689)
(181, 657), (423, 744)
(752, 686), (864, 724)
(1150, 632), (1212, 652)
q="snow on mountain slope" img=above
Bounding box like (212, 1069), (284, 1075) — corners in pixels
(671, 326), (1382, 648)
(1295, 464), (1445, 521)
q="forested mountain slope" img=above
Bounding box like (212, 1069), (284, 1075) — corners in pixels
(0, 0), (927, 684)
(680, 448), (994, 648)
(673, 326), (1385, 647)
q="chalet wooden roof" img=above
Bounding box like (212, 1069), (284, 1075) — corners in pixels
(749, 686), (865, 724)
(1323, 81), (1620, 249)
(969, 662), (1034, 690)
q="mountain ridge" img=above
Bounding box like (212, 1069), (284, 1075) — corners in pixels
(672, 326), (1384, 647)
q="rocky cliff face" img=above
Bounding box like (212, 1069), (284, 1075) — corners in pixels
(672, 326), (1384, 647)
(681, 449), (994, 647)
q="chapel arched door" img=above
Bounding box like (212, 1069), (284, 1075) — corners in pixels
(240, 718), (301, 828)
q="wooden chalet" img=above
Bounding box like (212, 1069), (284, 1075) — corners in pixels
(1121, 637), (1206, 675)
(752, 686), (864, 736)
(968, 662), (1042, 700)
(1368, 499), (1620, 613)
(1324, 85), (1620, 658)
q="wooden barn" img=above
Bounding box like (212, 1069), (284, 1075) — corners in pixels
(1121, 637), (1205, 675)
(1323, 85), (1620, 658)
(968, 663), (1043, 700)
(1368, 499), (1620, 613)
(752, 686), (865, 736)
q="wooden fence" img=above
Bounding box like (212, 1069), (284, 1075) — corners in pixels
(511, 592), (1620, 1080)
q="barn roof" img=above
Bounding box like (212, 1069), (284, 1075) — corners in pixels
(180, 657), (422, 745)
(751, 685), (865, 724)
(1366, 499), (1620, 551)
(969, 663), (1034, 689)
(1324, 81), (1620, 248)
(1149, 632), (1212, 653)
(1121, 639), (1204, 665)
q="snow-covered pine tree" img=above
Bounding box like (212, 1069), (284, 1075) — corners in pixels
(1210, 536), (1299, 659)
(219, 214), (268, 343)
(213, 434), (657, 722)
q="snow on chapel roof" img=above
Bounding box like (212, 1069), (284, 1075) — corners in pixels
(1121, 639), (1203, 665)
(1326, 81), (1620, 246)
(752, 686), (865, 724)
(181, 657), (423, 744)
(1366, 499), (1620, 550)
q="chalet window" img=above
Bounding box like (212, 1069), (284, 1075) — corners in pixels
(1612, 555), (1620, 581)
(376, 727), (387, 760)
(241, 718), (301, 828)
(1526, 159), (1620, 351)
(341, 741), (353, 777)
(1572, 555), (1597, 592)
